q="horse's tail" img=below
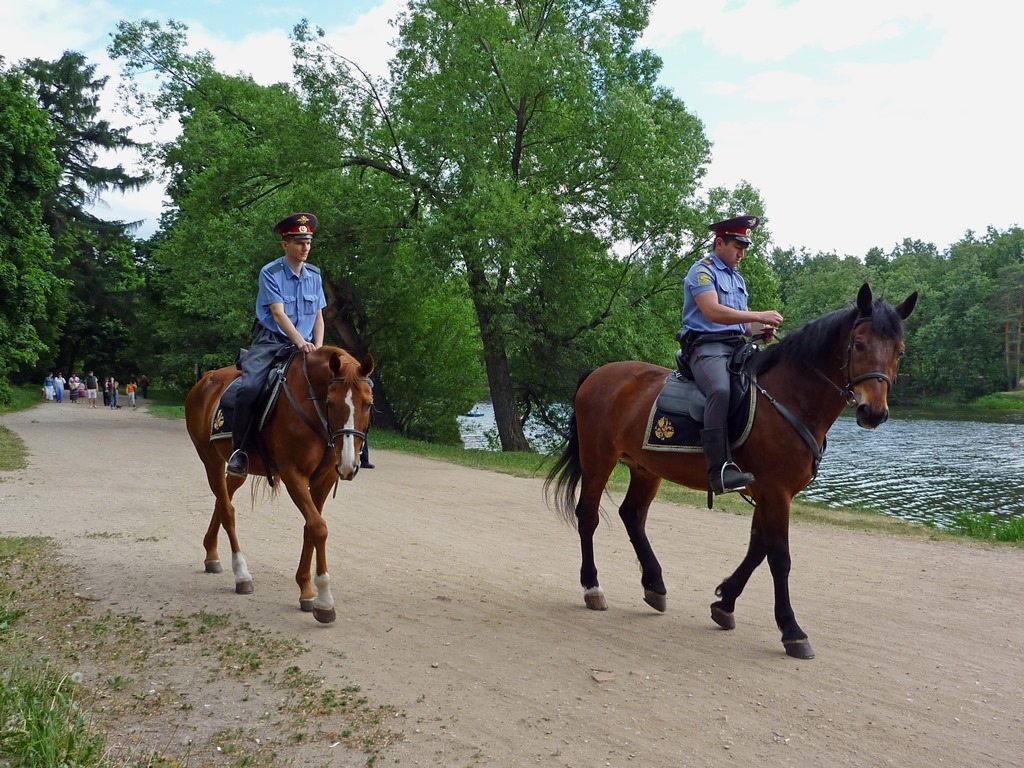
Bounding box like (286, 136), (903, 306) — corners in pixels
(543, 370), (594, 529)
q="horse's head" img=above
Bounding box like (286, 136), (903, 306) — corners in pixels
(847, 283), (918, 428)
(323, 349), (375, 480)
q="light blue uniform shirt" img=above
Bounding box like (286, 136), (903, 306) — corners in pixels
(681, 253), (749, 334)
(255, 257), (327, 341)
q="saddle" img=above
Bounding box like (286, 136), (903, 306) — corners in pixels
(642, 341), (759, 453)
(209, 352), (298, 440)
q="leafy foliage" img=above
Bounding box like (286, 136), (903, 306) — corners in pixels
(0, 62), (62, 404)
(774, 227), (1024, 401)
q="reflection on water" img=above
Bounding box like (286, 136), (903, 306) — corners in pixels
(458, 403), (1024, 529)
(799, 412), (1024, 528)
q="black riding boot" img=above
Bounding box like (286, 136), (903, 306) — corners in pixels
(700, 427), (755, 495)
(226, 402), (252, 478)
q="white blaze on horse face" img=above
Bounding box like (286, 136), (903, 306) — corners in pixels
(338, 389), (358, 474)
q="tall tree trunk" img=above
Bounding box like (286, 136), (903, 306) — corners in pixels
(466, 260), (530, 452)
(321, 275), (399, 432)
(481, 328), (531, 451)
(1016, 314), (1022, 390)
(1004, 319), (1012, 391)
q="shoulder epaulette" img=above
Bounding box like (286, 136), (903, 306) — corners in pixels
(701, 257), (714, 266)
(304, 264), (321, 274)
(266, 262), (286, 275)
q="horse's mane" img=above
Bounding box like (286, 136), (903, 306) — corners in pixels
(750, 298), (906, 376)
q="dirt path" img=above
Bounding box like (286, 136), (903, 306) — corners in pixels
(1, 401), (1022, 767)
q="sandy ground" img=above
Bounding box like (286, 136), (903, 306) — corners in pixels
(1, 400), (1022, 768)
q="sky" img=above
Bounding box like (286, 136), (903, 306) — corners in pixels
(3, 0), (1021, 257)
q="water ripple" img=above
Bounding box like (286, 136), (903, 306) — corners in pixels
(800, 414), (1024, 527)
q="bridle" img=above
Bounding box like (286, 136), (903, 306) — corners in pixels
(813, 316), (899, 405)
(278, 353), (371, 477)
(746, 314), (902, 487)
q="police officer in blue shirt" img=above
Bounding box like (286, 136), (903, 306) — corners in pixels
(680, 215), (783, 496)
(227, 213), (328, 478)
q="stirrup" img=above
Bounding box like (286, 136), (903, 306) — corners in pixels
(226, 449), (248, 478)
(712, 462), (754, 495)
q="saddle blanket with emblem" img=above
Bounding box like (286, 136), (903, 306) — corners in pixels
(642, 372), (757, 453)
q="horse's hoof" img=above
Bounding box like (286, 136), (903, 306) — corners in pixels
(204, 560), (222, 574)
(643, 589), (667, 613)
(784, 638), (815, 659)
(235, 580), (254, 595)
(710, 603), (735, 630)
(584, 587), (608, 611)
(299, 598), (314, 613)
(313, 606), (336, 624)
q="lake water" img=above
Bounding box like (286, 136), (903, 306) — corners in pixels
(458, 403), (1024, 529)
(798, 411), (1024, 528)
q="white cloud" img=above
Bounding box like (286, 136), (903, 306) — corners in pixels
(647, 0), (1024, 254)
(645, 0), (933, 61)
(6, 0), (1023, 253)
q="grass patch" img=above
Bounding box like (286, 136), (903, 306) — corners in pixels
(0, 384), (47, 415)
(0, 426), (28, 472)
(0, 535), (401, 767)
(141, 389), (187, 420)
(145, 403), (186, 420)
(969, 390), (1024, 411)
(945, 511), (1024, 542)
(0, 661), (109, 767)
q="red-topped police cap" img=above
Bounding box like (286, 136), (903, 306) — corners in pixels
(273, 213), (319, 240)
(708, 214), (760, 244)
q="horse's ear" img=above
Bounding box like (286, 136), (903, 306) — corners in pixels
(329, 351), (343, 376)
(896, 291), (918, 320)
(856, 283), (873, 317)
(359, 354), (374, 378)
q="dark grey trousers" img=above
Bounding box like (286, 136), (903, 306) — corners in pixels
(688, 341), (734, 429)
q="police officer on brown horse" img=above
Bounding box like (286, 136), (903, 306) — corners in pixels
(226, 213), (328, 478)
(680, 215), (783, 496)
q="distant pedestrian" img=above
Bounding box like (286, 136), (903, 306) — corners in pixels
(139, 374), (149, 399)
(43, 373), (55, 402)
(360, 378), (375, 469)
(85, 372), (98, 408)
(126, 381), (137, 408)
(54, 373), (66, 403)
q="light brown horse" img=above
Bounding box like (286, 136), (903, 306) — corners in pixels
(185, 345), (374, 623)
(546, 284), (917, 658)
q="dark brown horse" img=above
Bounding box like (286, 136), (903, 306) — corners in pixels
(546, 284), (917, 658)
(185, 345), (374, 623)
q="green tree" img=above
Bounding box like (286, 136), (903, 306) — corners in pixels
(291, 0), (717, 449)
(779, 251), (874, 328)
(0, 62), (61, 403)
(109, 22), (484, 428)
(110, 10), (770, 445)
(18, 51), (149, 379)
(985, 228), (1024, 391)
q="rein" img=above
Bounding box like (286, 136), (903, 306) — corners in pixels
(749, 374), (825, 481)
